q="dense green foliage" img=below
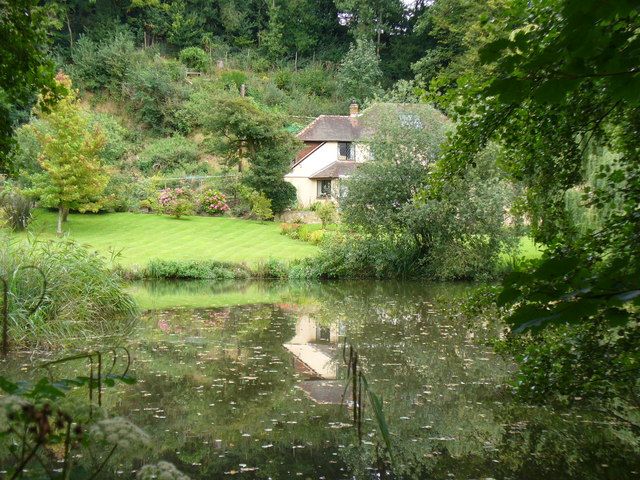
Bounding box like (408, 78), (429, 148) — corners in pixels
(146, 258), (250, 280)
(339, 105), (518, 280)
(179, 46), (209, 71)
(0, 0), (62, 173)
(201, 95), (298, 213)
(138, 136), (199, 174)
(436, 0), (640, 402)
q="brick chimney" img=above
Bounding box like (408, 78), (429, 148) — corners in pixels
(349, 101), (359, 117)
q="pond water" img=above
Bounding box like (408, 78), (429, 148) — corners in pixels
(4, 280), (640, 479)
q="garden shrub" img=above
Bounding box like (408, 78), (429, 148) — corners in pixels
(287, 260), (322, 280)
(137, 136), (199, 173)
(237, 185), (273, 220)
(101, 171), (140, 212)
(280, 222), (302, 238)
(249, 192), (273, 220)
(243, 175), (296, 215)
(306, 229), (325, 245)
(199, 189), (229, 215)
(280, 223), (328, 245)
(252, 258), (289, 279)
(315, 201), (337, 227)
(145, 259), (250, 280)
(309, 233), (423, 279)
(0, 189), (33, 231)
(158, 187), (194, 218)
(293, 66), (336, 96)
(274, 69), (292, 90)
(0, 237), (138, 349)
(179, 46), (209, 71)
(249, 78), (288, 107)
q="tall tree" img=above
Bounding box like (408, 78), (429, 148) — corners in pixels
(335, 0), (404, 53)
(411, 0), (514, 95)
(438, 0), (640, 401)
(28, 74), (109, 235)
(0, 0), (62, 174)
(260, 3), (287, 60)
(338, 38), (383, 103)
(204, 94), (298, 213)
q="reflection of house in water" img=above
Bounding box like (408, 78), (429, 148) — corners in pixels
(283, 315), (346, 404)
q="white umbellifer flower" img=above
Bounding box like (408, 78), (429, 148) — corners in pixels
(137, 461), (191, 480)
(0, 395), (30, 429)
(90, 417), (151, 450)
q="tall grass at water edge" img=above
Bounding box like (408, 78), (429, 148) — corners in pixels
(0, 235), (138, 351)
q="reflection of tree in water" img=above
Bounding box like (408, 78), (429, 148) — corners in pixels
(301, 281), (640, 479)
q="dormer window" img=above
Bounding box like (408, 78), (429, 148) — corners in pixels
(338, 142), (354, 160)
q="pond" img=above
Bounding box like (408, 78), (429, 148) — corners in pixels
(3, 280), (640, 479)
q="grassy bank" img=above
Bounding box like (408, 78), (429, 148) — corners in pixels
(9, 211), (543, 282)
(19, 210), (318, 267)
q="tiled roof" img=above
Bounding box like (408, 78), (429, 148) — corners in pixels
(296, 103), (449, 143)
(297, 115), (363, 141)
(309, 161), (360, 179)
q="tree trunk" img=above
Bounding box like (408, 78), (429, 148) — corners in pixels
(66, 13), (73, 49)
(57, 205), (64, 237)
(376, 9), (382, 56)
(62, 207), (69, 223)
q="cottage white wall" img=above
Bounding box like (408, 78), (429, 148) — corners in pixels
(285, 177), (318, 207)
(286, 142), (333, 207)
(285, 140), (371, 207)
(286, 142), (338, 177)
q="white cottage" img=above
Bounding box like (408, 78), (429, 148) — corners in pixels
(285, 102), (446, 207)
(285, 103), (369, 207)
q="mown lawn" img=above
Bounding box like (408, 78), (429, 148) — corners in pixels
(19, 210), (318, 267)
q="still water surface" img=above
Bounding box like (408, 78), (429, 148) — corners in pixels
(7, 280), (640, 479)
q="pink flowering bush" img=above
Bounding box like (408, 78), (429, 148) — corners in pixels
(199, 189), (230, 216)
(158, 187), (194, 218)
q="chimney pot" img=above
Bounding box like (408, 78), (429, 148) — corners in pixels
(349, 102), (359, 117)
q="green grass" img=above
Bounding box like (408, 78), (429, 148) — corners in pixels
(498, 236), (544, 266)
(518, 236), (544, 260)
(18, 210), (318, 267)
